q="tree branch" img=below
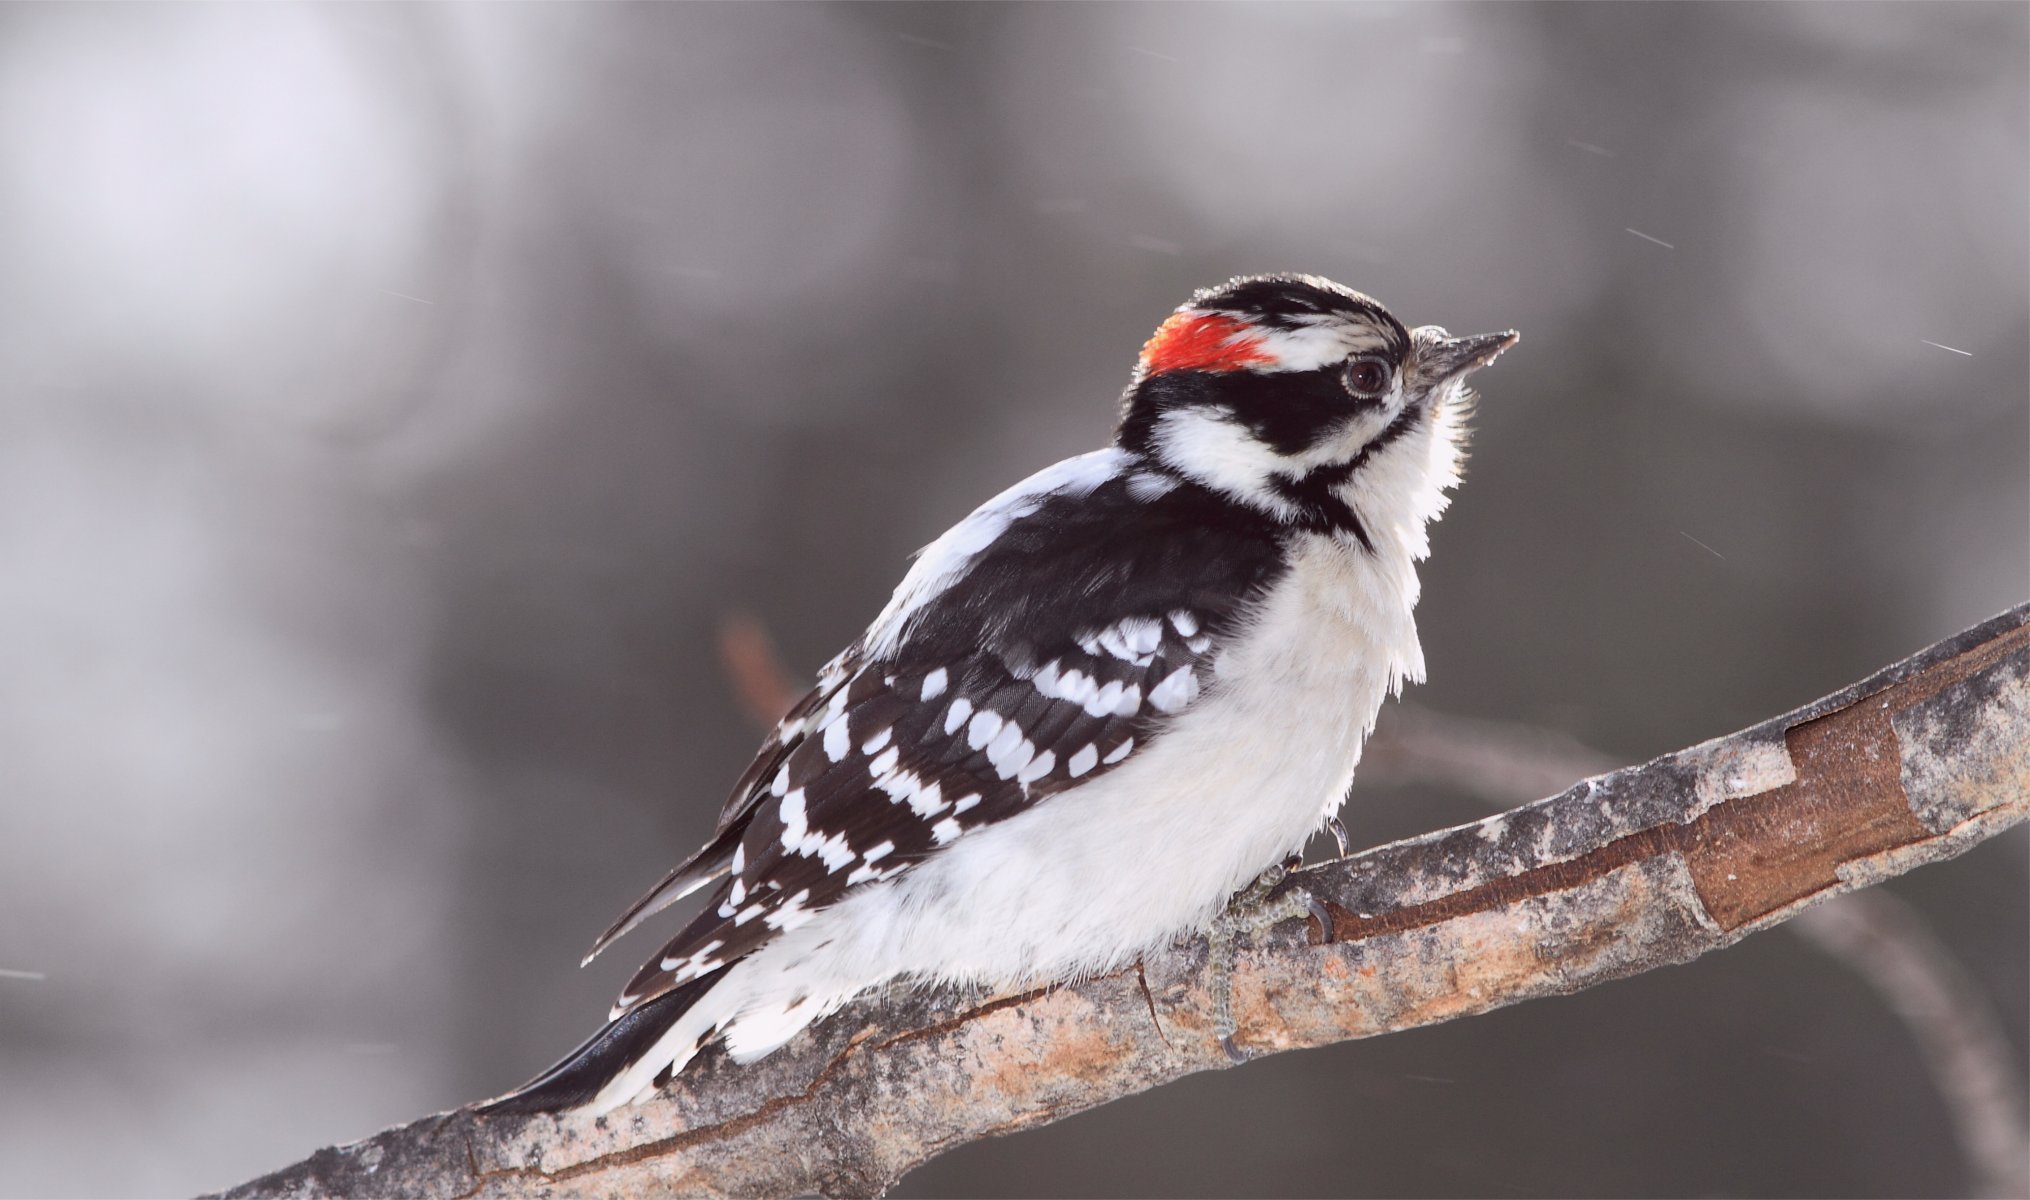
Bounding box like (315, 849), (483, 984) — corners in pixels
(216, 603), (2030, 1199)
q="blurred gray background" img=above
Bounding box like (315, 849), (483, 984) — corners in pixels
(0, 3), (2024, 1196)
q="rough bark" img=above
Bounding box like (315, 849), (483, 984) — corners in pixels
(217, 603), (2030, 1200)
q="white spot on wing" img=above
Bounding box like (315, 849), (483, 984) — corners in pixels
(967, 710), (1004, 750)
(1038, 665), (1098, 707)
(1149, 666), (1198, 712)
(814, 833), (855, 872)
(921, 668), (948, 700)
(1017, 749), (1056, 784)
(660, 938), (725, 977)
(764, 889), (816, 930)
(931, 817), (963, 844)
(1072, 670), (1100, 705)
(779, 783), (856, 869)
(943, 697), (973, 736)
(873, 767), (920, 806)
(1068, 744), (1099, 777)
(985, 720), (1022, 764)
(861, 726), (892, 755)
(823, 718), (851, 762)
(1122, 616), (1163, 656)
(987, 722), (1034, 779)
(779, 788), (808, 840)
(907, 779), (947, 817)
(1103, 738), (1133, 764)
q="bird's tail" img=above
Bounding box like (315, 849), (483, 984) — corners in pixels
(475, 973), (724, 1117)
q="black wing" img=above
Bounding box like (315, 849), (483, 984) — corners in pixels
(582, 649), (861, 962)
(606, 469), (1289, 1015)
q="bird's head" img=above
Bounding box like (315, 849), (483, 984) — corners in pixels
(1116, 273), (1516, 536)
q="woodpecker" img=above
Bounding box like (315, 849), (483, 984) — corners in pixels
(482, 273), (1516, 1116)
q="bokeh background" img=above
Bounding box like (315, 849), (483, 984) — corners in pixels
(1, 3), (2024, 1196)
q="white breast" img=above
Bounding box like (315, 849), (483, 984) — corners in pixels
(888, 530), (1423, 982)
(699, 530), (1425, 1066)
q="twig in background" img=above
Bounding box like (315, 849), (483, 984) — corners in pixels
(716, 611), (803, 727)
(1361, 703), (1618, 805)
(1793, 889), (2030, 1200)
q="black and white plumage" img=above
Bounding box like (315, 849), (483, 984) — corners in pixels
(483, 274), (1516, 1115)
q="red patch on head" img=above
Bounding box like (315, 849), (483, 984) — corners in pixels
(1138, 312), (1271, 375)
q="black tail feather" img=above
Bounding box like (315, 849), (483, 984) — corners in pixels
(475, 976), (717, 1115)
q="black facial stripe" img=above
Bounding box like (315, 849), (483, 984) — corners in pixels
(1224, 367), (1373, 455)
(1268, 470), (1370, 548)
(1345, 403), (1419, 474)
(1264, 404), (1421, 549)
(1119, 366), (1376, 459)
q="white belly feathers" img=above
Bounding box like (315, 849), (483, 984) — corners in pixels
(703, 531), (1421, 1059)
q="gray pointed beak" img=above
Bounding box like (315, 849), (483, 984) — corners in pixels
(1411, 327), (1520, 383)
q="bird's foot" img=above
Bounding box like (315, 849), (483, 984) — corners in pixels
(1324, 815), (1353, 859)
(1209, 858), (1335, 1062)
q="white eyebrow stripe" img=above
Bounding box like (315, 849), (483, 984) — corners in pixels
(1244, 321), (1394, 371)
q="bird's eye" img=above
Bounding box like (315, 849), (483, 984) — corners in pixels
(1343, 358), (1390, 399)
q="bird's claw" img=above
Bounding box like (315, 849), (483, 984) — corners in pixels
(1209, 861), (1327, 1061)
(1325, 815), (1352, 859)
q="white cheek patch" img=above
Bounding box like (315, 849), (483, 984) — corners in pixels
(1147, 377), (1413, 524)
(1149, 408), (1301, 521)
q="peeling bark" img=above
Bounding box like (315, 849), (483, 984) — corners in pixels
(215, 604), (2030, 1200)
